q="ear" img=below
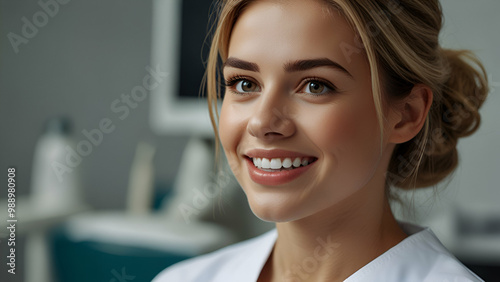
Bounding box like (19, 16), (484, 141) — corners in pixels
(388, 84), (433, 144)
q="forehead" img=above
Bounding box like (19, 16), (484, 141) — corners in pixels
(227, 0), (362, 67)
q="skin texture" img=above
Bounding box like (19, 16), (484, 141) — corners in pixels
(218, 0), (432, 281)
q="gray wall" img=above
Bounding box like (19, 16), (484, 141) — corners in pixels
(0, 0), (187, 209)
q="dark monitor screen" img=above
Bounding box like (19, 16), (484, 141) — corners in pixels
(178, 0), (222, 99)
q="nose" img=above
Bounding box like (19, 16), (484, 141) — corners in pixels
(246, 88), (296, 141)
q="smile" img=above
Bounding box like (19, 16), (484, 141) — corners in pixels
(243, 149), (318, 185)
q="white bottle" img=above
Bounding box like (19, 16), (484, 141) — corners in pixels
(30, 117), (82, 211)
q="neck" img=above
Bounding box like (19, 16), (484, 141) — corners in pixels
(265, 183), (407, 281)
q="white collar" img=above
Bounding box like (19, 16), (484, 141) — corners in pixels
(239, 221), (482, 282)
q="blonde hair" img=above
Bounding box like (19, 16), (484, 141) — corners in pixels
(205, 0), (489, 190)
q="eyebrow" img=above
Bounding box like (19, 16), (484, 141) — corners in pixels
(223, 57), (352, 77)
(284, 58), (352, 77)
(223, 57), (260, 72)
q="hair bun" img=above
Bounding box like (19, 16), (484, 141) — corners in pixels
(438, 49), (488, 138)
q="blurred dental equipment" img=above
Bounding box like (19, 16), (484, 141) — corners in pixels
(126, 141), (156, 214)
(31, 116), (82, 210)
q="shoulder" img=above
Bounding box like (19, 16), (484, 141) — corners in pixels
(346, 222), (484, 282)
(152, 228), (277, 282)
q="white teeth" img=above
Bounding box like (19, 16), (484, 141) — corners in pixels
(251, 156), (314, 170)
(252, 158), (262, 167)
(270, 158), (282, 169)
(282, 158), (292, 168)
(261, 158), (271, 169)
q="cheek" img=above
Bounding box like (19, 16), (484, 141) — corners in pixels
(325, 106), (379, 152)
(219, 101), (247, 176)
(218, 101), (233, 151)
(306, 97), (381, 185)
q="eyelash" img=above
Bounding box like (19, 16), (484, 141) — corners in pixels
(224, 75), (338, 96)
(224, 75), (249, 88)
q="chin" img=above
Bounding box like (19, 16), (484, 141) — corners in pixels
(245, 193), (314, 223)
(249, 205), (296, 223)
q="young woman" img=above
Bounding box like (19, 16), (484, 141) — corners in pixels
(155, 0), (489, 281)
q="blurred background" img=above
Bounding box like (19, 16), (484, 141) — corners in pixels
(0, 0), (498, 281)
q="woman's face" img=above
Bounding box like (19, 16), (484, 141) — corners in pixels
(219, 0), (393, 222)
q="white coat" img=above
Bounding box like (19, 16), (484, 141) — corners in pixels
(153, 222), (483, 282)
